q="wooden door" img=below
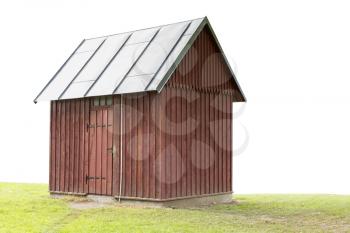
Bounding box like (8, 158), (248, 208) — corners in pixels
(87, 105), (114, 195)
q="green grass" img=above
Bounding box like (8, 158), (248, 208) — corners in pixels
(0, 183), (349, 233)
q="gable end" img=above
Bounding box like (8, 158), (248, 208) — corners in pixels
(166, 25), (245, 102)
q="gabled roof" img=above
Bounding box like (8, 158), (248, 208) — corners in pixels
(34, 17), (246, 103)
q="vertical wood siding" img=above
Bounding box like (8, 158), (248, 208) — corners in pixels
(50, 99), (89, 193)
(49, 92), (233, 198)
(155, 87), (233, 198)
(119, 92), (160, 199)
(157, 24), (236, 197)
(168, 25), (244, 101)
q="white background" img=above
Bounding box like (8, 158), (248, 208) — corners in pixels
(0, 0), (349, 194)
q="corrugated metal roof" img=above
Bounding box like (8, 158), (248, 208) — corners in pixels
(34, 17), (246, 102)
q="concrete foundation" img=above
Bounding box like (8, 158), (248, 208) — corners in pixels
(50, 192), (233, 208)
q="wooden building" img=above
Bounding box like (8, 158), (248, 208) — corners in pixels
(34, 17), (246, 205)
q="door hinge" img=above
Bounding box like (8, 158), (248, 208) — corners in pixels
(86, 123), (95, 131)
(85, 175), (106, 184)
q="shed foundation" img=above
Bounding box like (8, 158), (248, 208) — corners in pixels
(50, 192), (233, 208)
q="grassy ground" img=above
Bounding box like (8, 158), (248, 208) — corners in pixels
(0, 183), (349, 233)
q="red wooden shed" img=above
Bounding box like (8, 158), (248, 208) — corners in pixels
(34, 17), (246, 206)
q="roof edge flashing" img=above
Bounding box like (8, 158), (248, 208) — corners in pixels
(204, 19), (246, 102)
(84, 17), (205, 41)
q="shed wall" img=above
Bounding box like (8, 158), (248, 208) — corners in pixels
(156, 24), (237, 198)
(50, 99), (90, 194)
(115, 89), (233, 200)
(119, 92), (161, 199)
(157, 87), (233, 199)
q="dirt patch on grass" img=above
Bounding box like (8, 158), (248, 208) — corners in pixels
(69, 201), (111, 210)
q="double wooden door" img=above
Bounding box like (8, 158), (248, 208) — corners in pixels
(87, 106), (115, 195)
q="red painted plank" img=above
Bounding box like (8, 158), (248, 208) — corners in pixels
(222, 96), (227, 192)
(154, 93), (161, 199)
(137, 95), (144, 197)
(89, 109), (96, 194)
(205, 93), (210, 194)
(162, 90), (167, 199)
(69, 101), (74, 192)
(130, 97), (136, 197)
(126, 96), (133, 197)
(143, 94), (150, 198)
(73, 101), (79, 193)
(64, 101), (69, 192)
(69, 101), (73, 193)
(131, 97), (137, 197)
(66, 101), (72, 192)
(185, 90), (192, 196)
(101, 108), (108, 195)
(170, 89), (177, 198)
(78, 100), (84, 193)
(199, 39), (204, 195)
(165, 89), (171, 199)
(112, 96), (119, 196)
(73, 101), (78, 193)
(198, 93), (202, 195)
(181, 89), (187, 197)
(228, 96), (232, 191)
(55, 102), (61, 191)
(191, 91), (196, 196)
(60, 101), (66, 192)
(209, 94), (214, 194)
(132, 97), (137, 197)
(195, 93), (200, 195)
(149, 93), (156, 199)
(160, 90), (166, 199)
(176, 89), (182, 197)
(69, 101), (74, 193)
(214, 95), (219, 193)
(218, 95), (223, 193)
(200, 94), (205, 195)
(50, 101), (56, 191)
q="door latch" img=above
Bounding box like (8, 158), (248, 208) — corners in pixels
(107, 145), (116, 158)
